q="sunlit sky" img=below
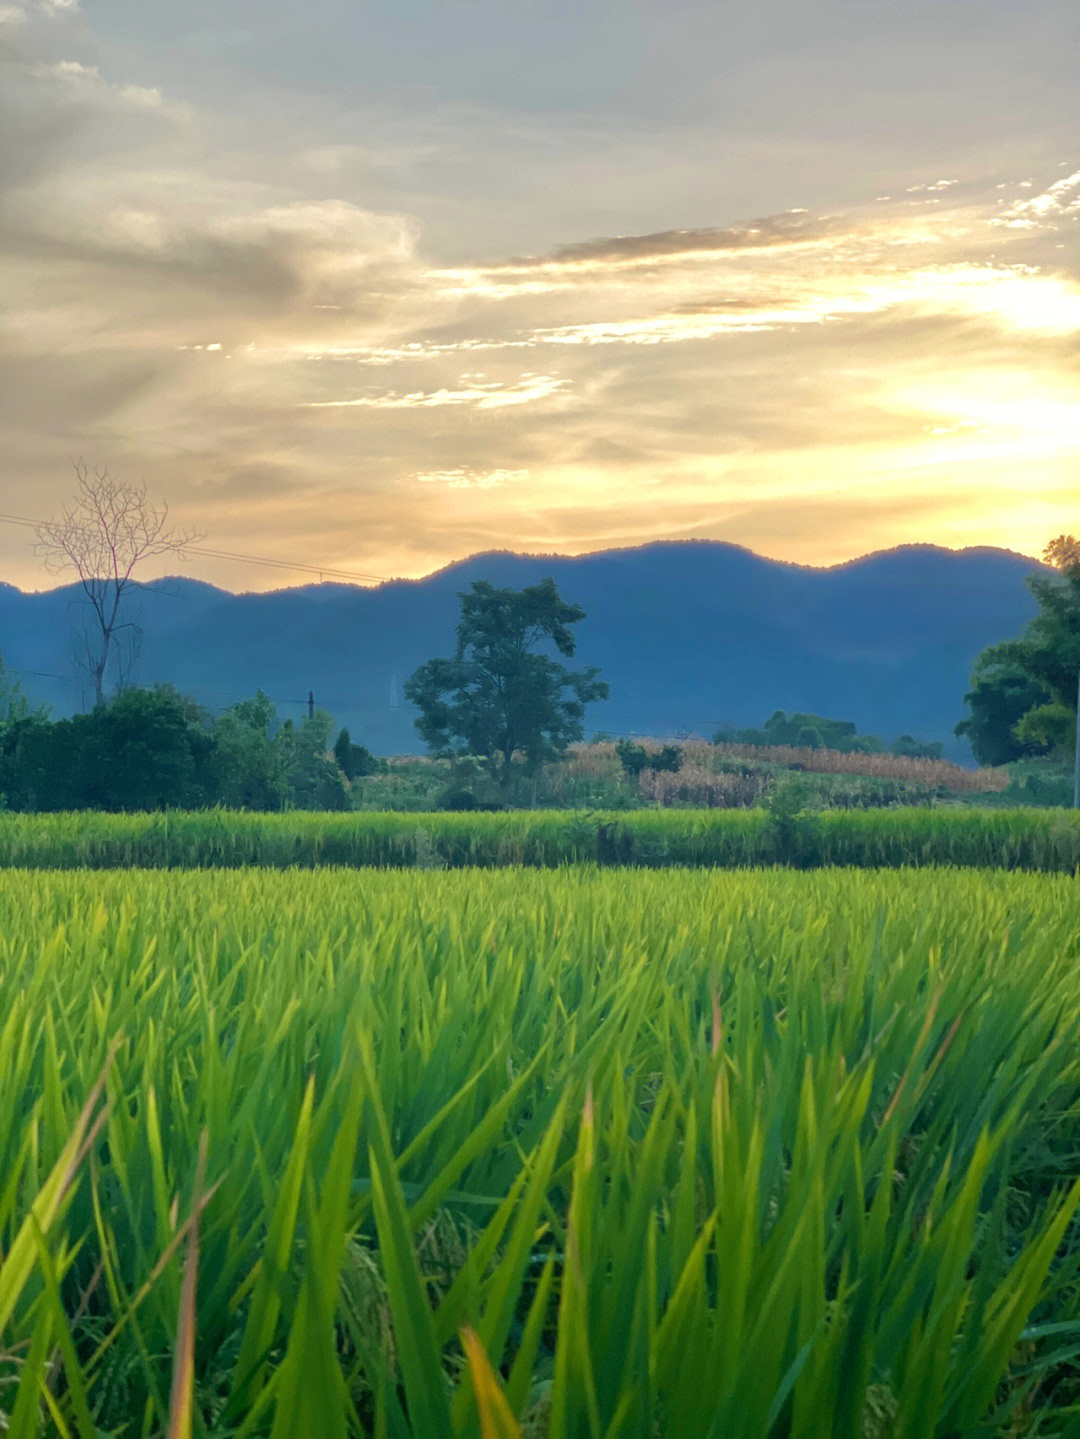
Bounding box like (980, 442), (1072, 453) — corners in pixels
(2, 0), (1077, 591)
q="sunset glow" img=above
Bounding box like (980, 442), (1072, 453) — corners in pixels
(2, 1), (1076, 590)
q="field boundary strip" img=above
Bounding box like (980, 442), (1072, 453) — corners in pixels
(0, 807), (1079, 871)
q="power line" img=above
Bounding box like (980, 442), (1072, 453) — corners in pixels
(2, 663), (76, 685)
(2, 660), (721, 738)
(0, 511), (389, 587)
(0, 662), (405, 718)
(183, 544), (385, 585)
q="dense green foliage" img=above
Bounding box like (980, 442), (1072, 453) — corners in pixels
(405, 579), (608, 784)
(0, 686), (348, 813)
(957, 544), (1080, 766)
(333, 728), (378, 781)
(0, 656), (41, 729)
(615, 740), (684, 775)
(3, 868), (1080, 1435)
(988, 759), (1077, 810)
(2, 805), (1079, 870)
(715, 711), (944, 759)
(954, 664), (1054, 768)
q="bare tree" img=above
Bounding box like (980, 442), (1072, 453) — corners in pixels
(36, 461), (200, 707)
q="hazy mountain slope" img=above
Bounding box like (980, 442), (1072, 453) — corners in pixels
(0, 542), (1044, 758)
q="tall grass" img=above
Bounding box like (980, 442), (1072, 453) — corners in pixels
(2, 868), (1080, 1433)
(1, 806), (1079, 870)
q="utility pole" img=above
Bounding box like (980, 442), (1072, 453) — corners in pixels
(308, 690), (314, 722)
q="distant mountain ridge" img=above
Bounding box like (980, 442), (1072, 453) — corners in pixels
(0, 541), (1046, 760)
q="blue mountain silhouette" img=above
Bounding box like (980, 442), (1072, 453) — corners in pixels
(0, 541), (1044, 759)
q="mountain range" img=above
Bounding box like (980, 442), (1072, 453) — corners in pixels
(0, 541), (1046, 760)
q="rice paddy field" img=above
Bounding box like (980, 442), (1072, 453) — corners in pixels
(4, 865), (1080, 1436)
(2, 806), (1080, 871)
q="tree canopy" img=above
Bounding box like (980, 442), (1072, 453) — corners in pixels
(956, 536), (1080, 766)
(404, 578), (608, 786)
(0, 681), (349, 813)
(713, 712), (942, 759)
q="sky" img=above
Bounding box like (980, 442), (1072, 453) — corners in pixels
(1, 0), (1078, 592)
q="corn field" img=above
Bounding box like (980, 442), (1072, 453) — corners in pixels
(563, 741), (1010, 793)
(3, 867), (1080, 1435)
(709, 742), (1010, 790)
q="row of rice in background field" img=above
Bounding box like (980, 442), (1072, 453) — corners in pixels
(2, 806), (1078, 870)
(3, 868), (1080, 1435)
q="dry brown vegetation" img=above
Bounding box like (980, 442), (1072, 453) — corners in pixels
(712, 742), (1009, 792)
(563, 739), (1009, 795)
(637, 764), (767, 808)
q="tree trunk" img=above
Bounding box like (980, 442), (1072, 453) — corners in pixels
(92, 629), (111, 707)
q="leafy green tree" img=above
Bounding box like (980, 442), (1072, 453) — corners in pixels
(717, 713), (881, 753)
(0, 657), (37, 730)
(0, 714), (57, 810)
(615, 740), (649, 776)
(890, 734), (944, 760)
(0, 674), (354, 812)
(77, 687), (217, 810)
(334, 725), (354, 778)
(277, 710), (349, 810)
(753, 712), (861, 751)
(955, 662), (1052, 767)
(0, 658), (43, 805)
(794, 724), (824, 750)
(213, 695), (348, 810)
(0, 716), (70, 810)
(405, 578), (608, 787)
(212, 691), (289, 810)
(956, 537), (1080, 767)
(616, 740), (683, 776)
(0, 686), (214, 811)
(333, 726), (377, 781)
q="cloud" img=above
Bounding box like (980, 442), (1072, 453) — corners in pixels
(31, 59), (163, 109)
(417, 468), (527, 488)
(1, 0), (1077, 592)
(0, 0), (77, 19)
(496, 212), (839, 269)
(304, 376), (568, 410)
(994, 169), (1080, 227)
(217, 201), (417, 268)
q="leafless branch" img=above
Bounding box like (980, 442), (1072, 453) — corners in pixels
(35, 460), (202, 706)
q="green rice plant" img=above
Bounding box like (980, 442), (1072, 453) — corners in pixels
(1, 868), (1080, 1433)
(2, 806), (1080, 871)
